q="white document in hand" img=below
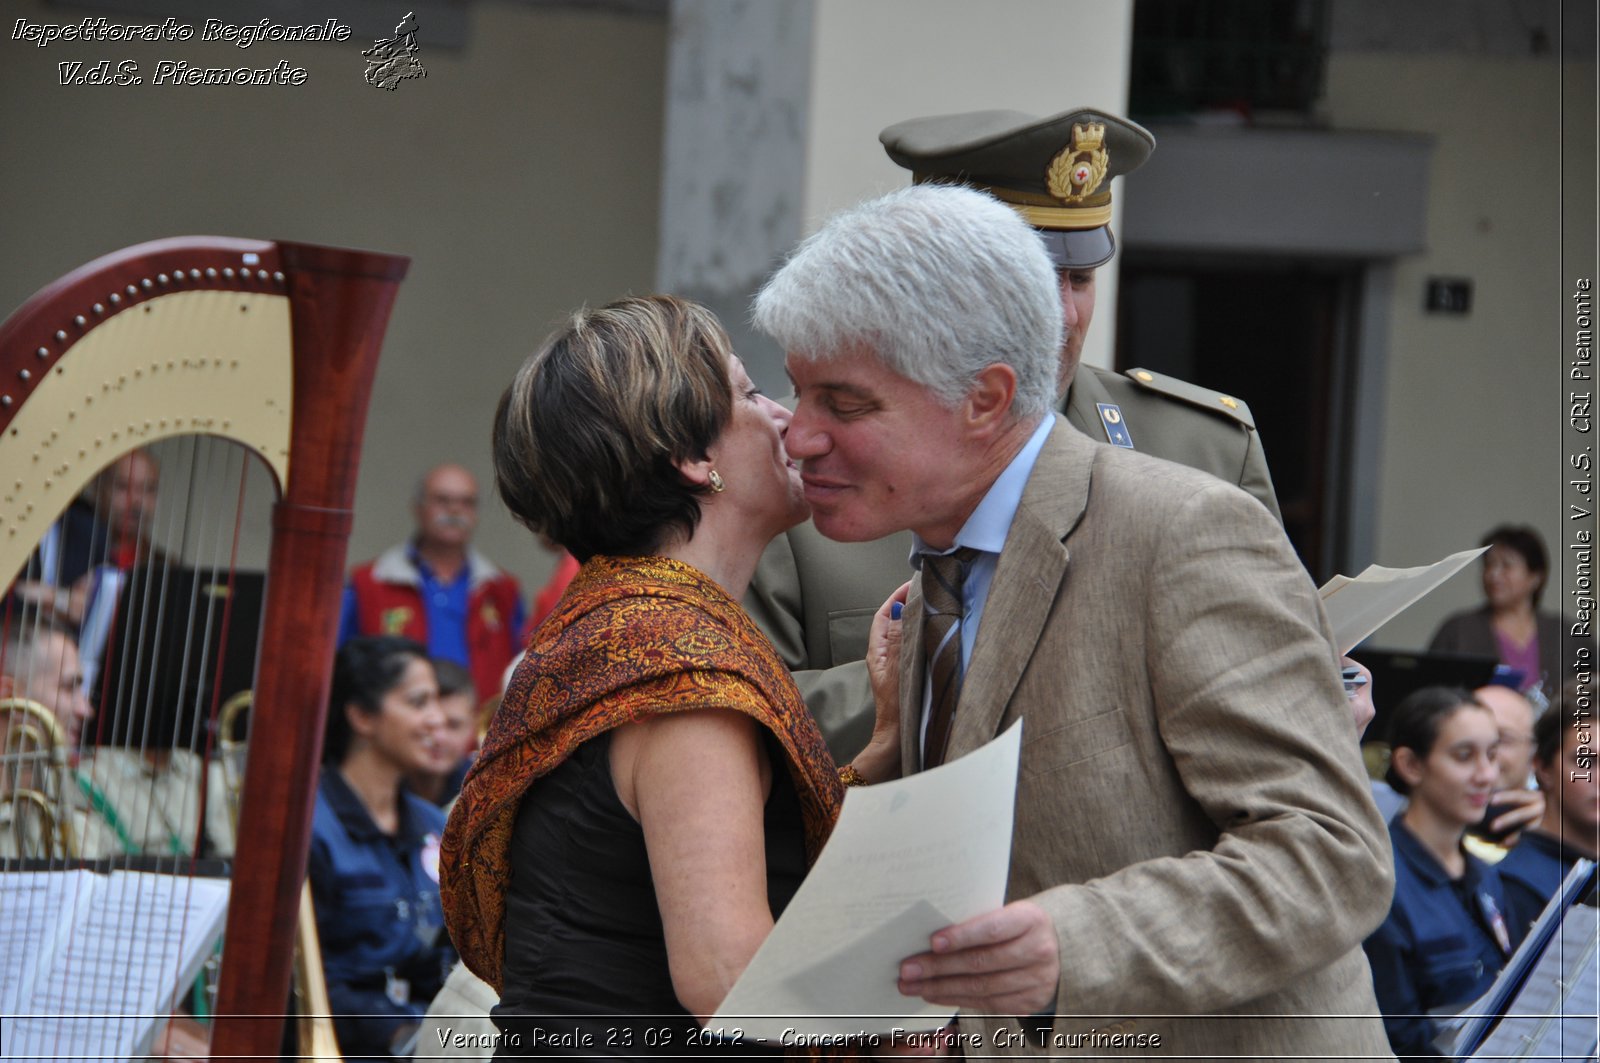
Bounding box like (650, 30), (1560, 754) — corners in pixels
(1319, 546), (1488, 654)
(712, 720), (1021, 1040)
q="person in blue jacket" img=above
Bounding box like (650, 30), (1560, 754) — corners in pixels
(1364, 687), (1517, 1059)
(310, 636), (453, 1061)
(1497, 678), (1599, 937)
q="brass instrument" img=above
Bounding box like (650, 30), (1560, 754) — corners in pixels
(294, 883), (345, 1062)
(1362, 741), (1391, 781)
(216, 690), (252, 833)
(0, 696), (77, 858)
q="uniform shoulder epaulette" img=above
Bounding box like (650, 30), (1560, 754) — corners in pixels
(1121, 367), (1257, 430)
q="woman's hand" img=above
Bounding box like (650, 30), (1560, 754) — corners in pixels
(851, 581), (911, 784)
(11, 575), (89, 626)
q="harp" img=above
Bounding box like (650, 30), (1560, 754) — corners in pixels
(0, 237), (407, 1058)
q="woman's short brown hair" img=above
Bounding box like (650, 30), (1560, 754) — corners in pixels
(492, 295), (734, 561)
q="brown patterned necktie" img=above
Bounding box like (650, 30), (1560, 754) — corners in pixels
(920, 547), (979, 769)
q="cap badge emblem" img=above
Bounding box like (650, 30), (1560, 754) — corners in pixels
(1047, 121), (1109, 203)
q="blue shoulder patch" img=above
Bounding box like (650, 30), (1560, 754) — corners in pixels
(1097, 403), (1135, 449)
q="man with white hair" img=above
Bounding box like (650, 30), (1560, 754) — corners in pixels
(753, 183), (1394, 1057)
(746, 109), (1279, 761)
(340, 464), (524, 702)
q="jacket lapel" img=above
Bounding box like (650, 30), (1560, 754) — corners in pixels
(951, 421), (1093, 757)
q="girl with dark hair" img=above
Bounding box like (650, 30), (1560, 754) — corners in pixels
(1428, 524), (1566, 700)
(309, 635), (453, 1061)
(1363, 687), (1515, 1059)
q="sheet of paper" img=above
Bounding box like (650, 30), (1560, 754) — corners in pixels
(712, 720), (1022, 1041)
(0, 869), (97, 1015)
(1445, 860), (1597, 1059)
(1, 869), (230, 1060)
(1319, 546), (1487, 654)
(1466, 905), (1598, 1060)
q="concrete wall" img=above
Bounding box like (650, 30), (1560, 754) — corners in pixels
(1322, 50), (1582, 648)
(0, 1), (668, 590)
(656, 0), (814, 389)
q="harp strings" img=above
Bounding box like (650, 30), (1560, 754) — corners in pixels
(92, 442), (255, 857)
(32, 296), (262, 1046)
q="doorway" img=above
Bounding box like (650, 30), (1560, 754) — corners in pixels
(1116, 253), (1363, 581)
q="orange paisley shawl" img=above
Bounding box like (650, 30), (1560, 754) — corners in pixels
(439, 554), (843, 990)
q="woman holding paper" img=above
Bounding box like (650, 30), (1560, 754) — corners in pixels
(440, 296), (902, 1055)
(1362, 687), (1516, 1059)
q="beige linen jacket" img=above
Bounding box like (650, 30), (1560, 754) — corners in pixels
(897, 421), (1395, 1059)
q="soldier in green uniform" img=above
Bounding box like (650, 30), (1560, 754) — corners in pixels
(746, 108), (1280, 759)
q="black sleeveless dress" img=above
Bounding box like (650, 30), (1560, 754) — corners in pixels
(492, 729), (807, 1058)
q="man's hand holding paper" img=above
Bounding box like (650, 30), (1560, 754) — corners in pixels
(897, 899), (1061, 1015)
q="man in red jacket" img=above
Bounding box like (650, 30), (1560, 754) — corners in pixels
(340, 464), (524, 702)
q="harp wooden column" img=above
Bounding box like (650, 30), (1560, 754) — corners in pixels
(209, 242), (408, 1060)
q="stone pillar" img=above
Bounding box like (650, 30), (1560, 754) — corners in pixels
(657, 0), (815, 389)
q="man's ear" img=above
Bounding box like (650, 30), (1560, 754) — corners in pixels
(963, 364), (1018, 435)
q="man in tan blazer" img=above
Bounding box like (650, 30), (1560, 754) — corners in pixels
(747, 109), (1277, 763)
(754, 182), (1394, 1057)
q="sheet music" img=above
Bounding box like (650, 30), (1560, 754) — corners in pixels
(712, 721), (1021, 1040)
(1468, 905), (1599, 1061)
(0, 869), (229, 1060)
(1319, 547), (1487, 654)
(0, 870), (97, 1014)
(1443, 861), (1599, 1060)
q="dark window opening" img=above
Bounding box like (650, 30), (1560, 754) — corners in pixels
(1130, 0), (1331, 121)
(1116, 253), (1361, 581)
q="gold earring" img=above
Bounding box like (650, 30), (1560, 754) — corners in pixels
(708, 470), (726, 493)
